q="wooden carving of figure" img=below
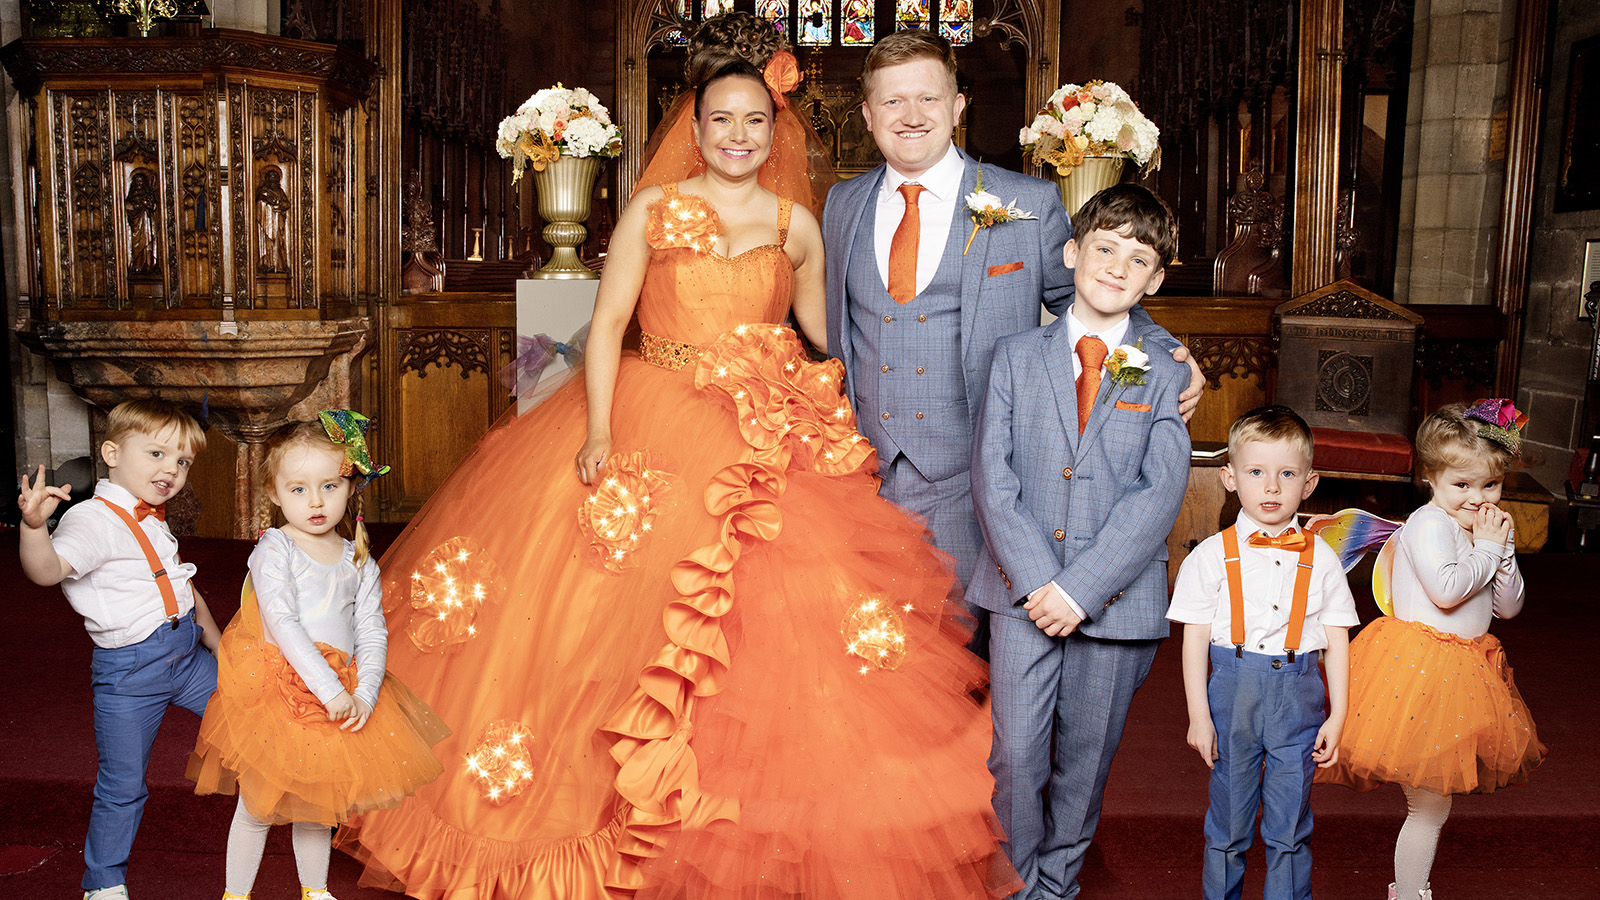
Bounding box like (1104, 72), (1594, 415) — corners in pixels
(125, 169), (159, 274)
(256, 166), (291, 274)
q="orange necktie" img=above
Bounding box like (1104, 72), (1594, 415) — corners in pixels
(1075, 335), (1108, 434)
(887, 183), (925, 304)
(134, 500), (167, 522)
(1248, 530), (1309, 552)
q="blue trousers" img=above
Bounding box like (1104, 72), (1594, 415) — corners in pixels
(84, 612), (217, 891)
(1202, 644), (1325, 900)
(878, 453), (988, 655)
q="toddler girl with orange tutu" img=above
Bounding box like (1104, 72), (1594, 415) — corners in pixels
(187, 412), (448, 900)
(1317, 400), (1544, 899)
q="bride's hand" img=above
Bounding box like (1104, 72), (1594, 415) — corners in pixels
(576, 435), (612, 485)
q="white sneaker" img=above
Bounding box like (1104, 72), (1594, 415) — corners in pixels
(84, 887), (130, 900)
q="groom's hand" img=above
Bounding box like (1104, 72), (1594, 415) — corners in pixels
(1170, 345), (1206, 423)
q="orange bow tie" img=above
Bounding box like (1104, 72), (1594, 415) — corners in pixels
(134, 500), (167, 522)
(1247, 530), (1306, 552)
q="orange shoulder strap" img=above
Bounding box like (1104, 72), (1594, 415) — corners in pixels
(1221, 527), (1316, 661)
(97, 497), (180, 621)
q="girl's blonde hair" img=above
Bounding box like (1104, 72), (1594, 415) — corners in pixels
(1414, 403), (1517, 488)
(256, 420), (371, 567)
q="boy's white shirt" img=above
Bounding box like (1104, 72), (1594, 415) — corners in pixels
(49, 479), (198, 649)
(1167, 511), (1361, 654)
(1036, 305), (1134, 619)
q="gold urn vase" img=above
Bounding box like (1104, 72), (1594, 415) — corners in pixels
(1053, 156), (1126, 218)
(531, 155), (604, 280)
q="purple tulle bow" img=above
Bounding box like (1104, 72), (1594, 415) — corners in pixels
(498, 328), (589, 397)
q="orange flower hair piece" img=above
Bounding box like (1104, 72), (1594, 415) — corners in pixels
(763, 50), (801, 110)
(646, 192), (722, 254)
(842, 594), (910, 673)
(464, 720), (540, 805)
(578, 451), (675, 574)
(406, 537), (503, 653)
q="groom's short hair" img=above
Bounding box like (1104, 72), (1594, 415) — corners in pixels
(861, 29), (959, 98)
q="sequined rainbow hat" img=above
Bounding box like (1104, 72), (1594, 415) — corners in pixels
(1462, 398), (1528, 457)
(318, 409), (391, 491)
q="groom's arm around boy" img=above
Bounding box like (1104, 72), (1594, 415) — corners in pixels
(969, 184), (1191, 899)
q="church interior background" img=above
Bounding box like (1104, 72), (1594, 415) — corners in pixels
(1, 0), (1597, 545)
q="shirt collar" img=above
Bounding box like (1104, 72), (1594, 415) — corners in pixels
(93, 479), (139, 512)
(881, 143), (964, 203)
(1233, 510), (1302, 540)
(1064, 304), (1132, 356)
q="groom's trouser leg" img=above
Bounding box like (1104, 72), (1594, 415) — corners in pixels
(988, 613), (1061, 900)
(878, 453), (988, 652)
(1038, 634), (1160, 900)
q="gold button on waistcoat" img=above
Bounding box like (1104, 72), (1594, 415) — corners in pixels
(916, 366), (925, 375)
(1062, 467), (1073, 479)
(881, 412), (891, 420)
(880, 364), (890, 373)
(1054, 529), (1065, 541)
(918, 314), (927, 322)
(882, 315), (893, 323)
(915, 412), (924, 419)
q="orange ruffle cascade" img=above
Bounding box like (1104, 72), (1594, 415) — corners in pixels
(600, 324), (876, 892)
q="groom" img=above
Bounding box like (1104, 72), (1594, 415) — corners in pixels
(823, 29), (1198, 594)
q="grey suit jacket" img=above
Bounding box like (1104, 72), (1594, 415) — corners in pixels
(969, 312), (1191, 640)
(822, 151), (1073, 478)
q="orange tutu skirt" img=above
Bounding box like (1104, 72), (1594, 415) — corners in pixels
(1317, 616), (1544, 795)
(188, 576), (450, 826)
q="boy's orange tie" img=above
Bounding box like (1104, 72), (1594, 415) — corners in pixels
(887, 183), (925, 304)
(1074, 335), (1107, 434)
(133, 500), (166, 522)
(1247, 530), (1309, 552)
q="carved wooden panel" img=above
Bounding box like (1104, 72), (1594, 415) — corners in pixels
(58, 92), (113, 306)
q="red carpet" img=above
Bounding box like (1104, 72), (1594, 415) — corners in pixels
(1, 527), (1595, 898)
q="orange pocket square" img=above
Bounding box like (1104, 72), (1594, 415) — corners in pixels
(987, 261), (1024, 277)
(1115, 400), (1153, 412)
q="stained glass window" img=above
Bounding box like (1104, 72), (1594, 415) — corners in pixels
(757, 0), (789, 35)
(704, 0), (733, 17)
(842, 0), (873, 44)
(939, 0), (973, 44)
(798, 0), (832, 46)
(896, 0), (928, 31)
(665, 0), (693, 45)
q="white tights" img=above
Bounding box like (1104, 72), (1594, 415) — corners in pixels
(225, 797), (331, 896)
(1394, 785), (1452, 898)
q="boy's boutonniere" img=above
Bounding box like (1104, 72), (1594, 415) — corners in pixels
(963, 166), (1037, 255)
(1102, 340), (1150, 402)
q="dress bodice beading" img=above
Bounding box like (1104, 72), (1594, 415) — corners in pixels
(636, 184), (793, 348)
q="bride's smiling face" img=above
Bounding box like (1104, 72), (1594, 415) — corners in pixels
(692, 75), (774, 179)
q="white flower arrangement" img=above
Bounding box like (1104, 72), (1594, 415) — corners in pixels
(496, 84), (623, 183)
(1102, 340), (1151, 401)
(1019, 80), (1160, 176)
(961, 166), (1037, 254)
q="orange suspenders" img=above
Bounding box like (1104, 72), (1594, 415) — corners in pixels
(1220, 527), (1315, 662)
(98, 497), (182, 626)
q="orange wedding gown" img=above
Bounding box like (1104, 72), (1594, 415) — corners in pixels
(337, 186), (1020, 900)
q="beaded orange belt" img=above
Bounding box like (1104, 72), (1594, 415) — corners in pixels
(639, 331), (705, 371)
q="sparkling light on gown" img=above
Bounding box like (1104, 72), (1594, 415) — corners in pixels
(338, 186), (1019, 899)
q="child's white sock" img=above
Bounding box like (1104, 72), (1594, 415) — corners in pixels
(1395, 785), (1451, 898)
(225, 798), (270, 896)
(291, 821), (332, 890)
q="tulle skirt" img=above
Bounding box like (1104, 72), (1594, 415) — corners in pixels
(189, 578), (450, 826)
(1316, 616), (1544, 795)
(334, 329), (1019, 899)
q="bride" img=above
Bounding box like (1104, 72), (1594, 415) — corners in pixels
(338, 13), (1019, 900)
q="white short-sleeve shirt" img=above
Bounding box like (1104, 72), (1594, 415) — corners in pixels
(1167, 512), (1360, 654)
(51, 480), (197, 649)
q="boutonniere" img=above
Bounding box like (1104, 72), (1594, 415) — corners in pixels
(963, 166), (1037, 255)
(1101, 339), (1150, 402)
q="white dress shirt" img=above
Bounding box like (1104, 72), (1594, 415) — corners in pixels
(874, 142), (965, 296)
(51, 479), (198, 649)
(1167, 512), (1361, 654)
(1063, 305), (1131, 378)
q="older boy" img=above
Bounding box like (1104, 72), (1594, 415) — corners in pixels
(18, 399), (220, 900)
(1168, 405), (1356, 900)
(970, 184), (1191, 899)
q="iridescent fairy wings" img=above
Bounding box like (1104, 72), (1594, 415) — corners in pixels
(1304, 508), (1404, 616)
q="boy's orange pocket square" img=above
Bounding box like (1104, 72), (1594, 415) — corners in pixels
(987, 261), (1024, 277)
(1114, 400), (1152, 412)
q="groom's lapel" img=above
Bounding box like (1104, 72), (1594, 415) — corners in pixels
(837, 166), (886, 376)
(956, 156), (988, 368)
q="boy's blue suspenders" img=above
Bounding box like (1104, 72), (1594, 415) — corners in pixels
(1221, 528), (1315, 662)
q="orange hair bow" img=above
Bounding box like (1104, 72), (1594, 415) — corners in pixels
(764, 50), (801, 111)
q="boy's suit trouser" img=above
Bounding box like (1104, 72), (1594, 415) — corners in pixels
(1202, 644), (1325, 900)
(84, 612), (217, 891)
(989, 612), (1160, 900)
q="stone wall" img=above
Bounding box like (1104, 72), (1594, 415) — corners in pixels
(1517, 0), (1600, 493)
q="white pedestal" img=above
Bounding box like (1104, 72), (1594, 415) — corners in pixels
(515, 279), (599, 414)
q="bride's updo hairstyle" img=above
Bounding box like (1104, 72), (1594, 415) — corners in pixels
(692, 58), (772, 120)
(686, 12), (784, 119)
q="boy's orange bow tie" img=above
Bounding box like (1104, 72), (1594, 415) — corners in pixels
(1247, 530), (1307, 552)
(134, 500), (167, 522)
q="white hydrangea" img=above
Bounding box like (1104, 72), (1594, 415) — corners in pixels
(1019, 80), (1160, 168)
(562, 116), (615, 158)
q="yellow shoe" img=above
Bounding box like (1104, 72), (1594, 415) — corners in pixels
(222, 892), (250, 900)
(300, 888), (337, 900)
